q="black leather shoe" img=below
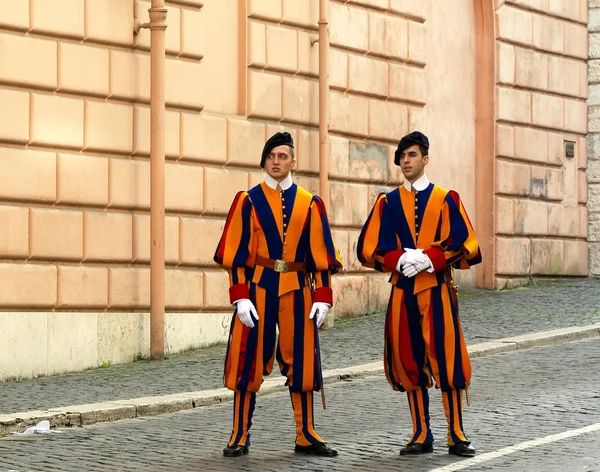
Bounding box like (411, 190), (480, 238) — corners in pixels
(294, 443), (338, 457)
(223, 444), (249, 457)
(400, 443), (434, 455)
(448, 443), (476, 457)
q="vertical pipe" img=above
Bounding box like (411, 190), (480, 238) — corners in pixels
(473, 0), (495, 289)
(318, 0), (330, 206)
(148, 1), (168, 358)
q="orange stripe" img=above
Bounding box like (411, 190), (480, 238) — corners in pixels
(417, 185), (447, 249)
(415, 389), (428, 443)
(301, 287), (316, 391)
(221, 196), (248, 268)
(247, 286), (267, 391)
(419, 291), (439, 385)
(387, 288), (415, 390)
(278, 291), (295, 385)
(224, 320), (244, 390)
(229, 393), (241, 446)
(452, 389), (467, 442)
(441, 288), (456, 389)
(399, 187), (416, 243)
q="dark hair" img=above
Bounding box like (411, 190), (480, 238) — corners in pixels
(419, 145), (428, 157)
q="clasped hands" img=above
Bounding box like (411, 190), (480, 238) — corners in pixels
(396, 248), (432, 278)
(234, 299), (330, 328)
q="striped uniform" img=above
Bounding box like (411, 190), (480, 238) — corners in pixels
(214, 181), (342, 449)
(357, 182), (481, 447)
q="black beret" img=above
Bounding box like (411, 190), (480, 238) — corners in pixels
(394, 131), (429, 166)
(260, 132), (294, 168)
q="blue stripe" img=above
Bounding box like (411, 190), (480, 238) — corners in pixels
(262, 288), (279, 377)
(300, 392), (320, 445)
(223, 310), (237, 387)
(445, 195), (469, 252)
(231, 391), (246, 446)
(385, 188), (415, 249)
(450, 283), (467, 389)
(237, 284), (259, 391)
(409, 390), (423, 445)
(384, 288), (403, 391)
(231, 198), (253, 266)
(248, 185), (283, 258)
(290, 289), (306, 392)
(404, 290), (429, 387)
(431, 285), (449, 390)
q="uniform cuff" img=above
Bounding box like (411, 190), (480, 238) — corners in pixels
(383, 249), (404, 272)
(424, 248), (446, 272)
(313, 287), (333, 305)
(229, 283), (249, 304)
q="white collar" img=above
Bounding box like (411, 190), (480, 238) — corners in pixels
(265, 172), (293, 190)
(403, 174), (430, 192)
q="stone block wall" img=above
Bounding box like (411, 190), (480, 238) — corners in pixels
(494, 0), (589, 287)
(589, 0), (600, 276)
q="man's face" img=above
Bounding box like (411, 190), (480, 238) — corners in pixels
(263, 145), (295, 181)
(398, 144), (428, 183)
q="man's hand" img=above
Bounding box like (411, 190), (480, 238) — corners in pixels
(235, 299), (259, 328)
(309, 302), (330, 328)
(401, 252), (432, 278)
(396, 248), (427, 272)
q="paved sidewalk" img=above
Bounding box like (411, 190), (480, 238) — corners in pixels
(1, 278), (599, 419)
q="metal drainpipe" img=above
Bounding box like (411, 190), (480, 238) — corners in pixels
(135, 1), (168, 359)
(318, 0), (330, 206)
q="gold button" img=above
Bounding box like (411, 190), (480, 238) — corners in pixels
(415, 214), (419, 218)
(283, 214), (287, 218)
(282, 197), (285, 201)
(415, 206), (419, 210)
(415, 198), (418, 202)
(282, 206), (286, 209)
(284, 223), (287, 227)
(416, 223), (419, 227)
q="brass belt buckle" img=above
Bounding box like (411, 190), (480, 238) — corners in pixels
(273, 259), (289, 273)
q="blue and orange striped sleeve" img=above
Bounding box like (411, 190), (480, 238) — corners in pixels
(305, 196), (343, 306)
(357, 193), (402, 272)
(424, 191), (482, 272)
(213, 191), (255, 304)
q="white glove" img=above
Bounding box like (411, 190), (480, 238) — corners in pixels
(401, 253), (432, 278)
(396, 248), (427, 272)
(234, 299), (259, 328)
(309, 302), (330, 328)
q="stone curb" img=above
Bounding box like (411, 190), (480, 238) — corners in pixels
(1, 323), (599, 436)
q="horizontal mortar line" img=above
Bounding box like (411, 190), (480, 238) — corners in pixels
(502, 2), (588, 27)
(248, 16), (319, 34)
(248, 64), (318, 80)
(327, 175), (402, 187)
(0, 307), (227, 314)
(328, 130), (401, 146)
(495, 37), (587, 62)
(494, 192), (565, 203)
(331, 43), (426, 68)
(2, 325), (597, 432)
(497, 83), (587, 102)
(332, 0), (426, 23)
(495, 119), (587, 137)
(0, 259), (223, 272)
(163, 0), (204, 9)
(0, 82), (205, 113)
(495, 154), (567, 169)
(495, 233), (588, 241)
(330, 87), (427, 107)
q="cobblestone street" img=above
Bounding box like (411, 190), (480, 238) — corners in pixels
(1, 278), (599, 415)
(1, 337), (599, 471)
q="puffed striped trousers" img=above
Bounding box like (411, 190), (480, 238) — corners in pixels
(384, 283), (471, 446)
(224, 285), (326, 447)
